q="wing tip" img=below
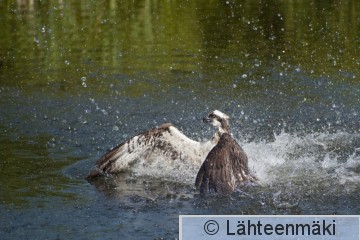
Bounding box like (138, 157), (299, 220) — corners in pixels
(86, 167), (101, 181)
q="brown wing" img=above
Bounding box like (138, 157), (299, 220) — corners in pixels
(195, 149), (235, 195)
(229, 138), (252, 181)
(195, 133), (254, 195)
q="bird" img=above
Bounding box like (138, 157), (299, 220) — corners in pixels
(195, 132), (257, 195)
(87, 110), (231, 180)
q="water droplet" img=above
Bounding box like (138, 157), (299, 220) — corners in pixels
(34, 35), (40, 45)
(81, 77), (87, 87)
(101, 109), (108, 115)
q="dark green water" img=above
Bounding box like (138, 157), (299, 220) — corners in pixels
(1, 0), (360, 239)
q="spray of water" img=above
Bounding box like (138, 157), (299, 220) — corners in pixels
(127, 130), (360, 194)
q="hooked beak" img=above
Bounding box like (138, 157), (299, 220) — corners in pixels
(202, 117), (212, 124)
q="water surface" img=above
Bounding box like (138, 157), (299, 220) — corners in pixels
(1, 0), (360, 239)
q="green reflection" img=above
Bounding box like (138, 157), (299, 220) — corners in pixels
(0, 0), (359, 94)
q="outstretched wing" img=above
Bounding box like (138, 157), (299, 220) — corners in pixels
(195, 133), (255, 195)
(87, 123), (207, 179)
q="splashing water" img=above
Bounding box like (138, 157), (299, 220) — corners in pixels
(108, 130), (360, 195)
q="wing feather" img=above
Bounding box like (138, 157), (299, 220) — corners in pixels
(87, 123), (210, 179)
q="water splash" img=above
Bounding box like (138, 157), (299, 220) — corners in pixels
(122, 130), (360, 193)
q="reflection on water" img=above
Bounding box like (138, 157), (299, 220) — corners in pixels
(1, 0), (360, 239)
(1, 0), (359, 88)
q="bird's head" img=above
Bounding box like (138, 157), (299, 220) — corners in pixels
(203, 110), (230, 138)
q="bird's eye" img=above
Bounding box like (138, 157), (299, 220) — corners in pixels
(209, 113), (215, 118)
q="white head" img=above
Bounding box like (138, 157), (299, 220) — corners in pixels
(203, 110), (230, 136)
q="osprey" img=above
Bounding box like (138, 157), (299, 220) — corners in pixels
(87, 110), (230, 179)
